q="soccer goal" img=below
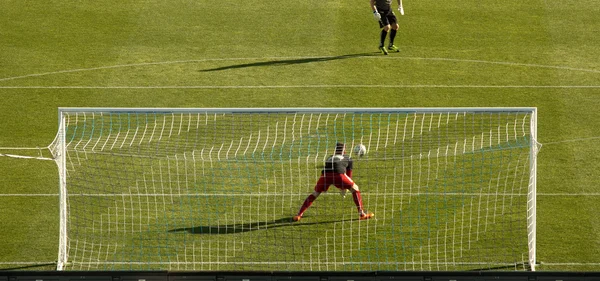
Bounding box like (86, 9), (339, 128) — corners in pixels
(48, 108), (539, 271)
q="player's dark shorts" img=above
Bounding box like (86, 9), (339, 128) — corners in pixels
(377, 9), (397, 28)
(314, 172), (355, 192)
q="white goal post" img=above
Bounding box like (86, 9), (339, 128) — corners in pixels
(50, 107), (539, 271)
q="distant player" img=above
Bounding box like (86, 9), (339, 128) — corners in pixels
(370, 0), (401, 55)
(293, 142), (374, 221)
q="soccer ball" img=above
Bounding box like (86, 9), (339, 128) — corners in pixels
(353, 144), (367, 156)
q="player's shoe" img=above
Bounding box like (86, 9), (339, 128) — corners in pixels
(379, 46), (388, 55)
(359, 212), (374, 220)
(388, 45), (400, 52)
(293, 215), (302, 222)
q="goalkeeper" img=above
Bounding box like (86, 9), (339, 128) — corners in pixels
(293, 142), (374, 222)
(370, 0), (401, 55)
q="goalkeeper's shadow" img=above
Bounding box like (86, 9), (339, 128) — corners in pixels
(168, 217), (355, 235)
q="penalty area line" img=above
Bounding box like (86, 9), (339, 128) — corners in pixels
(1, 55), (599, 83)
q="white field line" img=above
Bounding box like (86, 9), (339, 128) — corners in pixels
(55, 261), (520, 266)
(538, 262), (600, 266)
(3, 261), (600, 267)
(0, 262), (54, 265)
(543, 136), (600, 145)
(0, 55), (599, 83)
(5, 261), (600, 267)
(2, 192), (600, 197)
(1, 85), (600, 89)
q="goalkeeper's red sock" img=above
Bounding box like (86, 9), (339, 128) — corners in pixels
(352, 190), (364, 213)
(297, 194), (317, 217)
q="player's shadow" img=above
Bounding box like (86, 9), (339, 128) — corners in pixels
(169, 217), (354, 235)
(468, 263), (530, 271)
(0, 262), (56, 270)
(200, 53), (376, 72)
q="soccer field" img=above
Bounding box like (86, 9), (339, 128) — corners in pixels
(1, 0), (600, 272)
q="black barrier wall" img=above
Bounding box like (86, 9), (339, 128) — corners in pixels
(1, 272), (599, 281)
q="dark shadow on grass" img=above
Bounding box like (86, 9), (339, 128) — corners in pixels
(200, 53), (377, 72)
(0, 262), (56, 270)
(169, 217), (355, 235)
(467, 263), (528, 271)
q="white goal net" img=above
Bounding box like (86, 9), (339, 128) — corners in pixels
(49, 108), (539, 271)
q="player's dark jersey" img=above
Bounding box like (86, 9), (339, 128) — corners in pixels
(322, 154), (353, 174)
(374, 0), (393, 11)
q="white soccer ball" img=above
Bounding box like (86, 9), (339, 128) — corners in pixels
(354, 144), (367, 156)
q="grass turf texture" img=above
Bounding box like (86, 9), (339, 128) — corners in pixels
(1, 0), (600, 272)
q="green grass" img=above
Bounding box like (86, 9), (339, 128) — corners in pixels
(1, 0), (600, 272)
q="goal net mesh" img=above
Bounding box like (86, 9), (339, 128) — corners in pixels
(51, 108), (538, 271)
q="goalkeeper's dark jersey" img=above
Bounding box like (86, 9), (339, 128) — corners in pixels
(374, 0), (393, 11)
(322, 154), (353, 174)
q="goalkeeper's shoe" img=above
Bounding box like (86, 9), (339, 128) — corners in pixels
(379, 46), (388, 55)
(388, 45), (400, 52)
(293, 215), (302, 222)
(359, 211), (374, 220)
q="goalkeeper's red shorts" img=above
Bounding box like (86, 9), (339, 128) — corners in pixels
(314, 172), (355, 192)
